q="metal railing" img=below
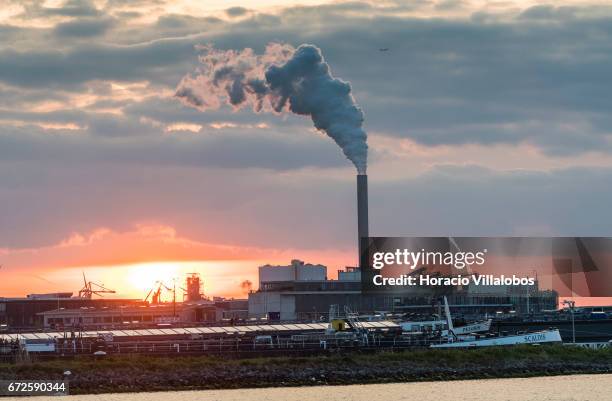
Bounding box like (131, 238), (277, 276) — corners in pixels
(0, 335), (431, 363)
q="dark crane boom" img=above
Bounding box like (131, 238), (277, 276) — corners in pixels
(78, 272), (116, 299)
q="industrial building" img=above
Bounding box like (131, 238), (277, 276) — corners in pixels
(0, 293), (143, 331)
(249, 260), (388, 321)
(248, 260), (558, 321)
(36, 297), (247, 330)
(1, 271), (249, 332)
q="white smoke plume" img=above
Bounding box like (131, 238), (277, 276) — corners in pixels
(176, 43), (368, 173)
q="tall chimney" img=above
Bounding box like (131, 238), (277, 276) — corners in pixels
(357, 174), (369, 269)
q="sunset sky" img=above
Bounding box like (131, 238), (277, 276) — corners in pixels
(1, 0), (612, 300)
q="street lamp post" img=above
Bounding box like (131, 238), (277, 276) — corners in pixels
(563, 300), (576, 343)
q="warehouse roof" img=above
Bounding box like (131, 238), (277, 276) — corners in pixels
(0, 321), (399, 341)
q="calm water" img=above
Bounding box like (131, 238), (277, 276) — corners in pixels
(12, 374), (612, 401)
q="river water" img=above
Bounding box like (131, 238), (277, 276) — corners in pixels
(12, 374), (612, 401)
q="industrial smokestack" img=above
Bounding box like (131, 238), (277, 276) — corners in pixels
(357, 174), (369, 269)
(177, 43), (371, 265)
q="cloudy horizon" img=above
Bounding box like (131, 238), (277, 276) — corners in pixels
(1, 0), (612, 300)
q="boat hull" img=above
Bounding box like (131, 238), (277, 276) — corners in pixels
(492, 319), (612, 343)
(430, 329), (562, 348)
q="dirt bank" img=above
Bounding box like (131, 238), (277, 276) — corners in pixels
(1, 345), (611, 394)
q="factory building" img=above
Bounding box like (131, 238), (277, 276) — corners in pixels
(258, 259), (327, 288)
(1, 271), (249, 332)
(249, 261), (391, 321)
(461, 280), (558, 316)
(40, 304), (187, 329)
(0, 294), (143, 331)
(248, 260), (558, 321)
(37, 298), (249, 330)
(213, 298), (249, 321)
(38, 302), (211, 330)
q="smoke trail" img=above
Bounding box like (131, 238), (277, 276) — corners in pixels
(176, 43), (368, 173)
(240, 279), (253, 295)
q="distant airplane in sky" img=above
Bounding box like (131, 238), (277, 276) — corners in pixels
(379, 48), (389, 52)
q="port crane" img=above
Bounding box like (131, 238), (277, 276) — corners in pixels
(144, 282), (161, 304)
(144, 280), (183, 317)
(145, 280), (187, 303)
(78, 272), (116, 299)
(145, 281), (173, 304)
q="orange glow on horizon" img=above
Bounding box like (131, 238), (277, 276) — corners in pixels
(126, 262), (182, 295)
(82, 260), (264, 300)
(0, 223), (357, 299)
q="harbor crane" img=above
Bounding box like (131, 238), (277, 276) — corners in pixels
(78, 272), (116, 299)
(144, 281), (163, 304)
(144, 279), (182, 317)
(145, 281), (175, 304)
(145, 280), (187, 304)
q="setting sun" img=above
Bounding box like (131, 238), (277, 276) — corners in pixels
(126, 262), (181, 295)
(86, 260), (262, 301)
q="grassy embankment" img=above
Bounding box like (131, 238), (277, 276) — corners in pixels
(1, 346), (611, 394)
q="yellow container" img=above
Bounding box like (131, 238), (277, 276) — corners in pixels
(331, 319), (346, 331)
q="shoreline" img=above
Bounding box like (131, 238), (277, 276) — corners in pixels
(19, 375), (612, 401)
(1, 346), (611, 395)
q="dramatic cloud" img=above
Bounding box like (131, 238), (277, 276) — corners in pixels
(0, 123), (346, 171)
(226, 7), (249, 17)
(53, 17), (115, 37)
(2, 3), (612, 156)
(1, 0), (612, 284)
